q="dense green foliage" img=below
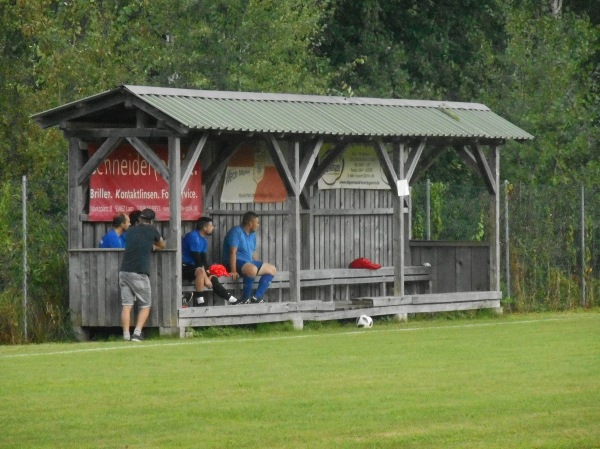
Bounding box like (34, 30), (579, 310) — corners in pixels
(0, 0), (598, 342)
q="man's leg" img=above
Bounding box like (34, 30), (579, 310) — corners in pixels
(135, 306), (151, 330)
(241, 262), (258, 302)
(119, 272), (135, 340)
(121, 305), (133, 334)
(209, 275), (237, 303)
(193, 267), (208, 305)
(254, 262), (277, 300)
(131, 274), (152, 341)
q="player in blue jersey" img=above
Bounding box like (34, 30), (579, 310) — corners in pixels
(99, 213), (130, 248)
(222, 211), (277, 304)
(182, 217), (237, 306)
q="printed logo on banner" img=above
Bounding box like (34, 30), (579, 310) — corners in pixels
(318, 144), (391, 190)
(89, 144), (202, 221)
(221, 143), (287, 203)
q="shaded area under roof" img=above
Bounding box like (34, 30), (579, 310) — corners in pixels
(32, 85), (533, 141)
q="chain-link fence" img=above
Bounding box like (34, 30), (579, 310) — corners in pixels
(2, 176), (597, 343)
(412, 180), (600, 311)
(0, 177), (69, 344)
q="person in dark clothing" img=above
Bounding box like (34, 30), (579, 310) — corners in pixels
(182, 216), (237, 306)
(129, 209), (142, 227)
(119, 208), (166, 341)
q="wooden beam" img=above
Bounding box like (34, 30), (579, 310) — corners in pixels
(289, 141), (301, 302)
(129, 97), (190, 135)
(264, 134), (298, 197)
(404, 139), (426, 183)
(374, 139), (399, 196)
(410, 145), (446, 184)
(168, 137), (182, 327)
(203, 138), (245, 201)
(304, 141), (349, 188)
(490, 145), (501, 291)
(68, 138), (84, 327)
(298, 138), (323, 191)
(35, 95), (127, 128)
(203, 137), (244, 187)
(395, 142), (406, 296)
(180, 132), (208, 195)
(126, 137), (170, 183)
(474, 143), (497, 195)
(457, 146), (481, 175)
(63, 128), (183, 138)
(77, 136), (123, 185)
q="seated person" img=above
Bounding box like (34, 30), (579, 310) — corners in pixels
(99, 213), (130, 248)
(222, 211), (277, 304)
(182, 217), (237, 306)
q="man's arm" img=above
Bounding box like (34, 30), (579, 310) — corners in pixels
(229, 247), (239, 279)
(154, 237), (166, 250)
(192, 251), (209, 270)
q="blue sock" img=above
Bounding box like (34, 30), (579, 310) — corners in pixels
(243, 276), (254, 299)
(254, 274), (274, 299)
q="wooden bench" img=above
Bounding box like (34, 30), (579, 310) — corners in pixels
(183, 265), (432, 305)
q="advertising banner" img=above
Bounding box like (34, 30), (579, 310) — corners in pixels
(89, 144), (202, 221)
(220, 143), (287, 203)
(318, 144), (391, 190)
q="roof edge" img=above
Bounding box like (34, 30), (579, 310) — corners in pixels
(123, 85), (490, 111)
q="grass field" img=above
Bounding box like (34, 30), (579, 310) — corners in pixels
(1, 310), (599, 449)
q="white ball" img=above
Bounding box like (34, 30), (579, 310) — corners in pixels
(356, 315), (373, 328)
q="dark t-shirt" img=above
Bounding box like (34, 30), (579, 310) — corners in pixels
(119, 224), (162, 275)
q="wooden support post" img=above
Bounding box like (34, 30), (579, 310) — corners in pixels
(289, 141), (301, 302)
(68, 138), (85, 335)
(169, 137), (183, 327)
(395, 143), (406, 296)
(490, 145), (501, 291)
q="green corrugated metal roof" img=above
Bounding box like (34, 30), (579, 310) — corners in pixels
(33, 85), (534, 141)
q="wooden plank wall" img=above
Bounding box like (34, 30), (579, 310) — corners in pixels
(71, 142), (491, 326)
(410, 240), (490, 293)
(70, 249), (178, 327)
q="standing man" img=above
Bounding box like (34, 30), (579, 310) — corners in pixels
(99, 213), (130, 248)
(182, 216), (238, 306)
(222, 211), (277, 304)
(119, 208), (166, 342)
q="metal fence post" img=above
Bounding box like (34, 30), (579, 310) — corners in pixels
(426, 178), (431, 240)
(22, 175), (28, 341)
(581, 184), (586, 307)
(504, 180), (510, 299)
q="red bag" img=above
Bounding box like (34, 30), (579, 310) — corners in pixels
(348, 257), (382, 270)
(208, 264), (230, 277)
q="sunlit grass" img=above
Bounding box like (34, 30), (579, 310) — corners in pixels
(1, 310), (599, 448)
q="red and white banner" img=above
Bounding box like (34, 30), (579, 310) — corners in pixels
(220, 143), (287, 203)
(89, 144), (202, 221)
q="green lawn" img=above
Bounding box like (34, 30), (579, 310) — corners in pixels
(1, 311), (599, 448)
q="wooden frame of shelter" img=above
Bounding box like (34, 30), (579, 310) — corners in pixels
(33, 85), (533, 338)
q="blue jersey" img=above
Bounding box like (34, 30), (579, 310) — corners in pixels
(182, 231), (207, 266)
(99, 229), (126, 248)
(222, 226), (256, 265)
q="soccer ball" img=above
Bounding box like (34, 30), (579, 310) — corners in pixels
(356, 315), (373, 328)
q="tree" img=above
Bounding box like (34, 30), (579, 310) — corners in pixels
(486, 8), (599, 185)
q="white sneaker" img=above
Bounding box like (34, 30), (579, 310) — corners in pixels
(194, 296), (205, 306)
(228, 296), (238, 304)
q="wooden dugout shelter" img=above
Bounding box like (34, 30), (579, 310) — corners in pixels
(33, 85), (533, 338)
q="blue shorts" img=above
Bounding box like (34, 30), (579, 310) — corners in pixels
(236, 260), (263, 275)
